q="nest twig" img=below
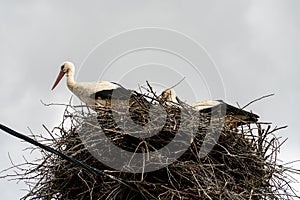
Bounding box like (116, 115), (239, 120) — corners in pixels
(1, 90), (299, 200)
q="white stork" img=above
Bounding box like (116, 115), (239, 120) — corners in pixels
(160, 88), (191, 108)
(160, 88), (259, 125)
(192, 100), (259, 124)
(160, 89), (178, 105)
(51, 61), (133, 109)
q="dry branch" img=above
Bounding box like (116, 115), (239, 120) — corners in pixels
(1, 90), (299, 200)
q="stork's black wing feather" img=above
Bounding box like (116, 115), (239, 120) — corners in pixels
(223, 102), (259, 121)
(90, 87), (132, 100)
(199, 100), (259, 123)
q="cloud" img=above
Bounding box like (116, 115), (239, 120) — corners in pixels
(0, 1), (299, 198)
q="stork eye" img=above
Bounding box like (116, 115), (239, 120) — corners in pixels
(60, 65), (64, 71)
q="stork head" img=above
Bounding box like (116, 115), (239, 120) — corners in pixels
(161, 88), (177, 103)
(60, 61), (75, 73)
(51, 61), (75, 90)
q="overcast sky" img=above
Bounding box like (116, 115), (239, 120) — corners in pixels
(0, 1), (299, 199)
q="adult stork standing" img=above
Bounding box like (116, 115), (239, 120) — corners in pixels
(51, 61), (135, 110)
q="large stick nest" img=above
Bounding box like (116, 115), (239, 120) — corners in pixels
(1, 91), (299, 200)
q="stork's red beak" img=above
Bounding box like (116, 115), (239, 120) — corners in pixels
(51, 71), (65, 90)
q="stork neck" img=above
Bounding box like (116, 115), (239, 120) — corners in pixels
(169, 89), (177, 102)
(66, 69), (76, 90)
(170, 96), (177, 102)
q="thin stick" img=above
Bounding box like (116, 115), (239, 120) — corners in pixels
(241, 94), (275, 109)
(169, 77), (186, 89)
(0, 123), (133, 189)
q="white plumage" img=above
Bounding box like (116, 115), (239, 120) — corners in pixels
(51, 61), (131, 109)
(160, 89), (177, 104)
(160, 88), (259, 125)
(191, 100), (221, 110)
